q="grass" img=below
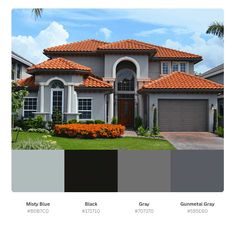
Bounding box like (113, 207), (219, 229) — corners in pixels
(12, 131), (175, 150)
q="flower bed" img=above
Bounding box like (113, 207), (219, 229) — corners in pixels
(54, 124), (125, 139)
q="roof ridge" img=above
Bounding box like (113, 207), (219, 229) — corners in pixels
(131, 39), (201, 57)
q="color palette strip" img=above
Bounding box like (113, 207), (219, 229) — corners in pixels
(12, 150), (223, 192)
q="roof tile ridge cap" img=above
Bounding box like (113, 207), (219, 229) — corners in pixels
(44, 41), (82, 51)
(97, 39), (128, 49)
(155, 45), (202, 57)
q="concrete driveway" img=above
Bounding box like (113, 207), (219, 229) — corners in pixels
(161, 132), (224, 150)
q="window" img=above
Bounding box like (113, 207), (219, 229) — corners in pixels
(17, 64), (22, 79)
(78, 98), (92, 119)
(180, 63), (186, 72)
(172, 63), (179, 72)
(117, 69), (135, 91)
(23, 97), (37, 118)
(162, 62), (169, 74)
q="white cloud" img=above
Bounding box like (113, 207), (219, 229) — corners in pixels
(12, 21), (69, 64)
(164, 33), (224, 73)
(136, 28), (167, 37)
(99, 27), (112, 40)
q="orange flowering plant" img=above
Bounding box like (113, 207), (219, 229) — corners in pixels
(54, 124), (125, 139)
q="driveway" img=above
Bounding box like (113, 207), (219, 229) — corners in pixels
(161, 132), (224, 150)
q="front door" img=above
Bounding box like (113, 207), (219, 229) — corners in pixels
(118, 98), (134, 128)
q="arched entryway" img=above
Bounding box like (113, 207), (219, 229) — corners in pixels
(115, 60), (137, 128)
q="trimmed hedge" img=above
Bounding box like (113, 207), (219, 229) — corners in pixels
(54, 124), (125, 139)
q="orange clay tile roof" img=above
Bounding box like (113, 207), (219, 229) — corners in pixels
(97, 39), (156, 51)
(17, 76), (38, 89)
(44, 39), (108, 53)
(43, 39), (201, 60)
(142, 72), (224, 90)
(17, 75), (111, 89)
(77, 76), (112, 88)
(27, 57), (92, 73)
(130, 39), (202, 59)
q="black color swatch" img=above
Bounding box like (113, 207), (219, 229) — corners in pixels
(171, 150), (224, 192)
(65, 150), (118, 192)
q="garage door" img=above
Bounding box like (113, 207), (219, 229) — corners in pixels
(158, 99), (208, 131)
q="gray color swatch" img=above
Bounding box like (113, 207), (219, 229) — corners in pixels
(12, 150), (64, 192)
(171, 150), (224, 192)
(118, 150), (171, 192)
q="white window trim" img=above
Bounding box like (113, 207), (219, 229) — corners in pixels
(78, 97), (93, 120)
(23, 97), (38, 118)
(50, 88), (64, 115)
(161, 61), (170, 75)
(161, 61), (189, 75)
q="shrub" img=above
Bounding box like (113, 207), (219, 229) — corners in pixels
(95, 120), (105, 124)
(52, 108), (63, 125)
(28, 128), (50, 134)
(137, 126), (149, 136)
(86, 120), (95, 124)
(216, 126), (224, 137)
(111, 117), (118, 124)
(12, 126), (22, 132)
(67, 119), (78, 124)
(14, 139), (57, 150)
(151, 126), (160, 136)
(54, 124), (125, 139)
(134, 116), (143, 130)
(32, 115), (46, 129)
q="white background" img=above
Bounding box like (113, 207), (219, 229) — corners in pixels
(0, 1), (235, 235)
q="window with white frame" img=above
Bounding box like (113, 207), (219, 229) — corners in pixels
(23, 97), (37, 118)
(180, 63), (186, 72)
(172, 63), (179, 72)
(162, 62), (169, 74)
(78, 98), (92, 119)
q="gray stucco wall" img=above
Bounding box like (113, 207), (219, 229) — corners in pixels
(54, 55), (105, 77)
(148, 93), (218, 132)
(104, 54), (149, 78)
(77, 92), (107, 121)
(205, 72), (224, 85)
(189, 63), (195, 74)
(149, 61), (161, 79)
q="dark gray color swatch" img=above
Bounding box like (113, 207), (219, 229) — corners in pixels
(171, 150), (224, 192)
(12, 150), (64, 192)
(118, 150), (171, 192)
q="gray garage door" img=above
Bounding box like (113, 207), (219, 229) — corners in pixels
(158, 99), (208, 131)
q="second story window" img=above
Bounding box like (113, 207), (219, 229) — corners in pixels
(162, 62), (169, 74)
(180, 63), (186, 72)
(172, 63), (179, 72)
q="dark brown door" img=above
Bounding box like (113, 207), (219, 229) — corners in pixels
(118, 99), (134, 128)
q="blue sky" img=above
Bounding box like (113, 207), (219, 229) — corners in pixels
(12, 9), (224, 73)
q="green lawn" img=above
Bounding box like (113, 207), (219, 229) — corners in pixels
(12, 131), (175, 150)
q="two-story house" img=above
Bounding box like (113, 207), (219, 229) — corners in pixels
(17, 39), (223, 132)
(12, 51), (33, 81)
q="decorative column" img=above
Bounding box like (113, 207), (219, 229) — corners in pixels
(40, 84), (44, 113)
(108, 93), (114, 123)
(67, 85), (72, 113)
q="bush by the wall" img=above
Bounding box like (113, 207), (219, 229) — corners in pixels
(95, 120), (105, 124)
(86, 120), (95, 124)
(137, 126), (149, 136)
(67, 119), (78, 124)
(54, 124), (125, 139)
(111, 117), (118, 124)
(134, 116), (143, 130)
(215, 126), (224, 137)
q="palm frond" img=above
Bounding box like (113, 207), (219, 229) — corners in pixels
(206, 21), (224, 38)
(32, 9), (43, 20)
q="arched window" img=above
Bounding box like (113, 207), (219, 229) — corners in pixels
(50, 80), (64, 88)
(116, 68), (135, 91)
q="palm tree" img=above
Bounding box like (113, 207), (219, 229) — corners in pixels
(32, 9), (43, 19)
(206, 21), (224, 38)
